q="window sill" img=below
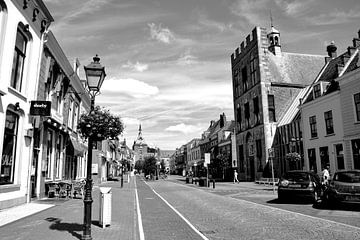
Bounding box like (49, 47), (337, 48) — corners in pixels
(0, 184), (21, 193)
(325, 133), (335, 137)
(310, 137), (318, 140)
(8, 87), (27, 101)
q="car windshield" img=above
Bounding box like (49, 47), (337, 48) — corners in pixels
(334, 172), (360, 183)
(283, 172), (310, 182)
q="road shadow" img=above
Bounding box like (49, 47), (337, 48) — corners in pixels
(313, 202), (360, 211)
(267, 198), (314, 205)
(45, 217), (82, 239)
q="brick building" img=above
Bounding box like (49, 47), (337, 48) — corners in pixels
(231, 26), (324, 181)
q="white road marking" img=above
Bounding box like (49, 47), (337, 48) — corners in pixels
(134, 178), (145, 240)
(150, 186), (210, 240)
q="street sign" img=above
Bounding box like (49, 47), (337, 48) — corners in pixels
(268, 148), (274, 158)
(30, 101), (51, 116)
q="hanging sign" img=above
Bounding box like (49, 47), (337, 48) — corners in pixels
(30, 101), (51, 116)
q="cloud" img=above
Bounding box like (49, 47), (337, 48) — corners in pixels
(101, 77), (159, 98)
(165, 123), (203, 134)
(177, 52), (198, 65)
(230, 0), (271, 26)
(122, 61), (149, 72)
(306, 8), (360, 25)
(275, 0), (315, 16)
(148, 23), (175, 44)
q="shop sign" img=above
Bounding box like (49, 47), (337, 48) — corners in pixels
(30, 101), (51, 116)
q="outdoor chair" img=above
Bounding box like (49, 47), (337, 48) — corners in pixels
(72, 179), (85, 199)
(47, 182), (59, 198)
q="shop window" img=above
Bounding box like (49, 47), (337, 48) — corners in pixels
(352, 139), (360, 169)
(335, 144), (344, 170)
(1, 110), (19, 185)
(45, 130), (54, 179)
(308, 148), (317, 173)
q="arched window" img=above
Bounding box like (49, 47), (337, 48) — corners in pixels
(10, 23), (31, 92)
(275, 36), (279, 45)
(1, 109), (19, 185)
(270, 36), (274, 45)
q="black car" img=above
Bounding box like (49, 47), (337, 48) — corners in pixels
(323, 170), (360, 205)
(278, 170), (322, 203)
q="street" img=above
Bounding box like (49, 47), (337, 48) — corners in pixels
(141, 175), (360, 240)
(1, 175), (360, 240)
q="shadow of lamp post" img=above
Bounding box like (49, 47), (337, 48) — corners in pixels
(82, 55), (106, 240)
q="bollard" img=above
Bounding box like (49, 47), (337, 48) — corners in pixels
(121, 175), (123, 188)
(213, 179), (215, 189)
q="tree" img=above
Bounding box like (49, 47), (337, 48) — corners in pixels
(77, 105), (124, 141)
(134, 160), (145, 173)
(216, 153), (231, 180)
(143, 156), (157, 176)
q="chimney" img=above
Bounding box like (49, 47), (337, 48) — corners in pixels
(327, 41), (337, 58)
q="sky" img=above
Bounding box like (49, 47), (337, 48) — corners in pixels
(43, 0), (360, 150)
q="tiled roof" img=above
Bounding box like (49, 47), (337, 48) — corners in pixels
(278, 87), (309, 126)
(267, 51), (325, 85)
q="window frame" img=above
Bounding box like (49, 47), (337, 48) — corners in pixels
(324, 110), (334, 135)
(1, 109), (19, 185)
(354, 92), (360, 122)
(10, 25), (28, 92)
(268, 95), (276, 122)
(309, 116), (317, 138)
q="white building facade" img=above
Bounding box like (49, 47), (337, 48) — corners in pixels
(0, 0), (52, 209)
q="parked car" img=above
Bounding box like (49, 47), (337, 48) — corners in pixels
(323, 170), (360, 205)
(278, 170), (322, 203)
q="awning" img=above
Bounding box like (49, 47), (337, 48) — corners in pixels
(69, 137), (86, 157)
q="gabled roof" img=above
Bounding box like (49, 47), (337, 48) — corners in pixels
(267, 51), (325, 85)
(278, 87), (309, 126)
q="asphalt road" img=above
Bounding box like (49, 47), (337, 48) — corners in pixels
(139, 176), (360, 240)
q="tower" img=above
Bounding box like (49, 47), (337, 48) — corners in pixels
(267, 26), (281, 56)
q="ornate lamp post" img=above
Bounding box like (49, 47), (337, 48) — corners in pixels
(82, 55), (106, 240)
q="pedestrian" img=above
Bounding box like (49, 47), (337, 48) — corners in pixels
(233, 170), (239, 183)
(321, 164), (330, 186)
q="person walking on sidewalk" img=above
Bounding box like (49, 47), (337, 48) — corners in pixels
(233, 170), (239, 184)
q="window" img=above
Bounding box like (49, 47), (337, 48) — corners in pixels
(68, 99), (74, 129)
(256, 139), (262, 171)
(253, 96), (259, 125)
(352, 139), (360, 169)
(244, 102), (250, 128)
(335, 144), (344, 170)
(242, 67), (248, 92)
(236, 104), (242, 131)
(354, 93), (360, 122)
(308, 148), (317, 173)
(45, 130), (54, 179)
(250, 53), (257, 86)
(313, 84), (321, 98)
(320, 146), (329, 170)
(268, 95), (276, 122)
(1, 110), (19, 185)
(10, 25), (28, 92)
(324, 110), (334, 135)
(55, 135), (62, 179)
(309, 116), (317, 138)
(239, 145), (244, 172)
(73, 103), (79, 131)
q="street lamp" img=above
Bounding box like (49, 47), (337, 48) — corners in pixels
(82, 55), (106, 240)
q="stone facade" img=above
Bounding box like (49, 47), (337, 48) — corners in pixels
(231, 26), (324, 181)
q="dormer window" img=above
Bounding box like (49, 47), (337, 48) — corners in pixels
(313, 84), (321, 98)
